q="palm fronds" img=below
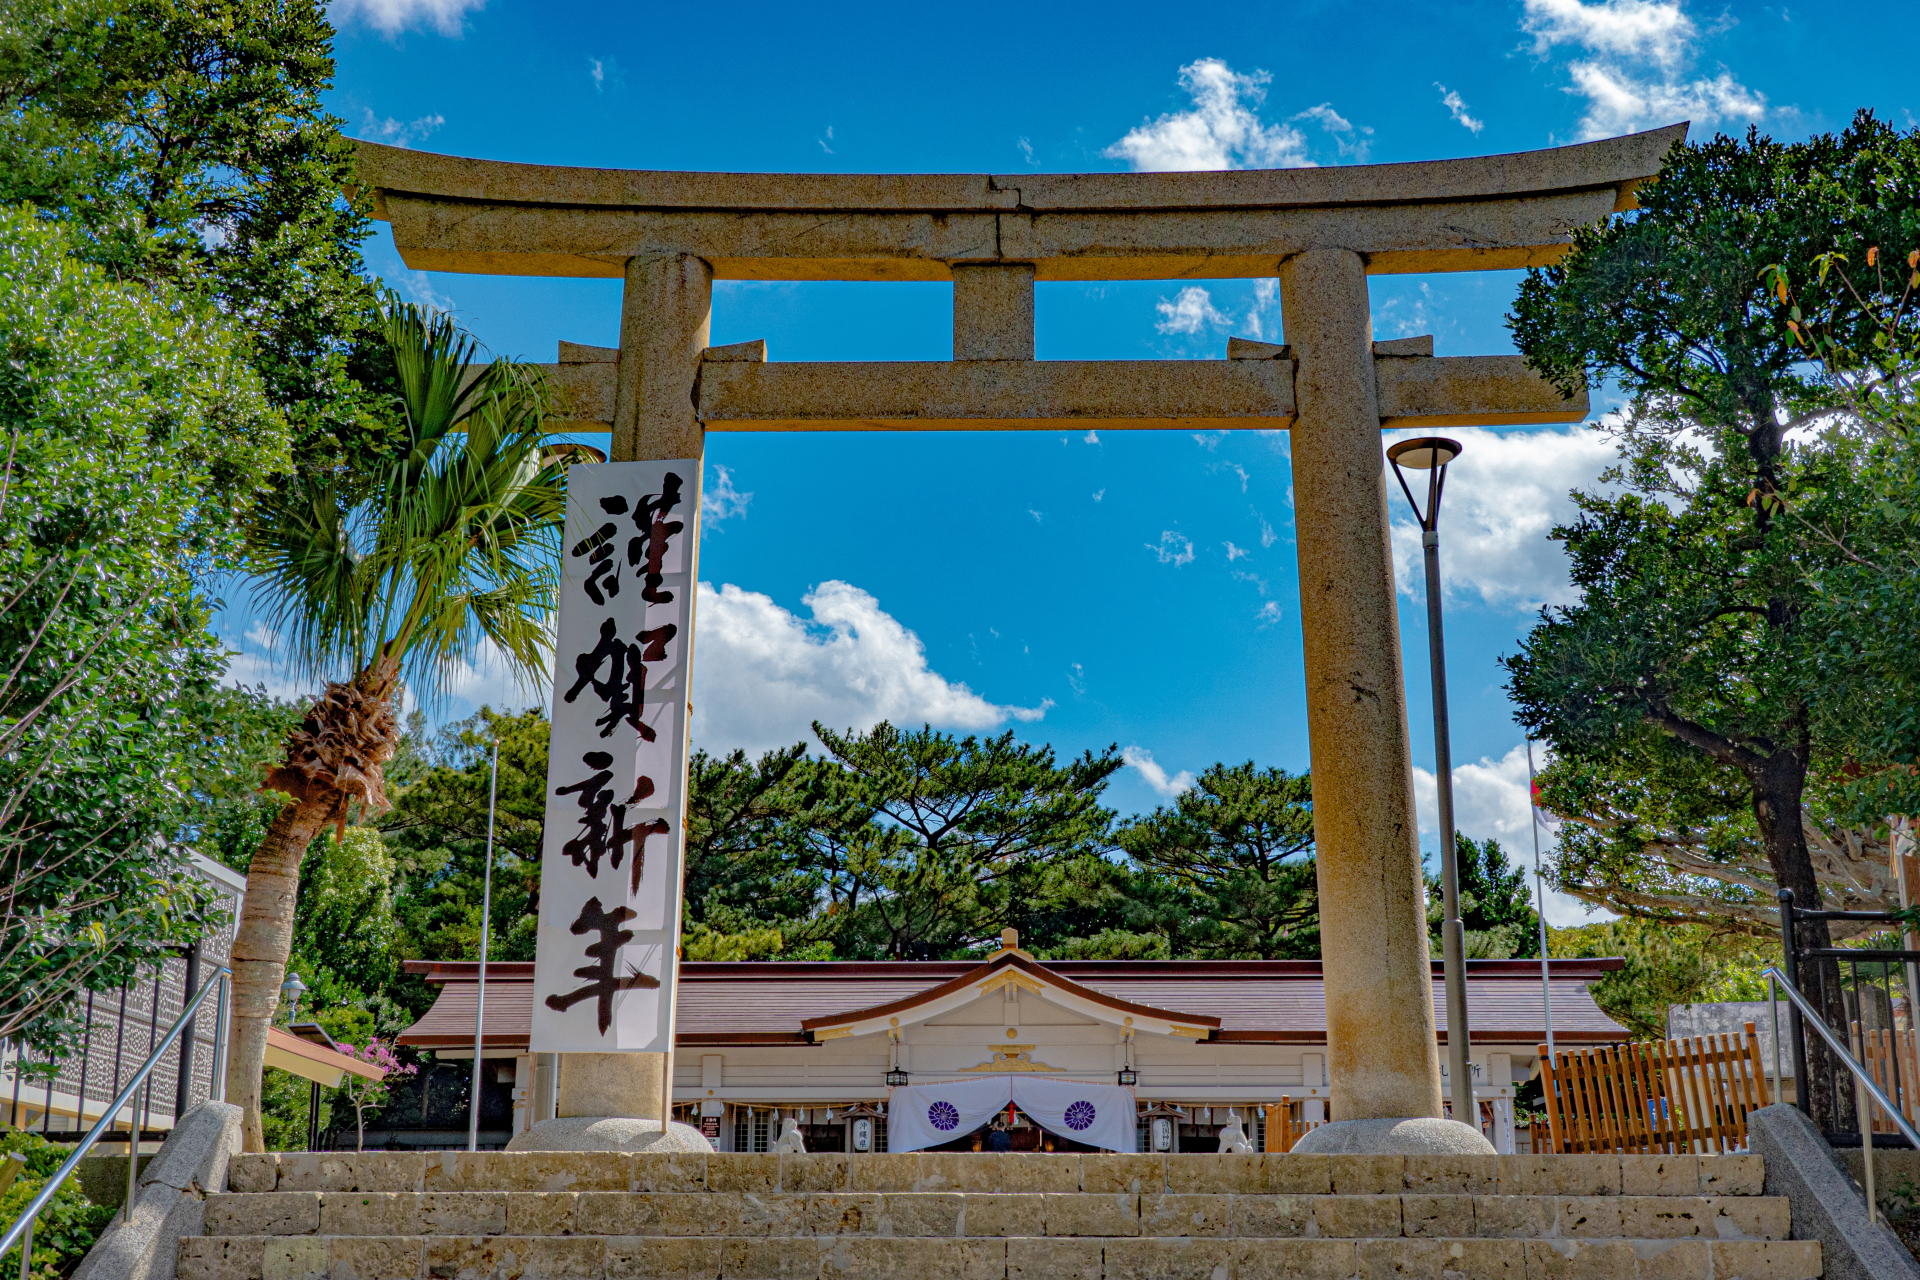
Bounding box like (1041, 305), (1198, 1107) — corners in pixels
(245, 298), (568, 704)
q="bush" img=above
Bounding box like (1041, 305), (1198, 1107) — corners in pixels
(0, 1131), (115, 1280)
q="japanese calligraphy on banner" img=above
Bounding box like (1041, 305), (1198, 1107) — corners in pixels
(530, 460), (699, 1054)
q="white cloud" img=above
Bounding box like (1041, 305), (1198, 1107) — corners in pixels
(1384, 425), (1617, 611)
(1192, 433), (1223, 451)
(1224, 463), (1250, 492)
(1017, 136), (1035, 164)
(690, 580), (1049, 755)
(1245, 279), (1280, 341)
(1563, 62), (1766, 139)
(1091, 489), (1105, 502)
(818, 126), (835, 155)
(223, 624), (311, 703)
(1523, 0), (1697, 66)
(1146, 531), (1195, 567)
(1435, 84), (1485, 134)
(1256, 514), (1278, 548)
(701, 465), (752, 527)
(1083, 429), (1101, 444)
(586, 59), (623, 94)
(1290, 103), (1374, 161)
(1255, 601), (1283, 627)
(439, 634), (551, 710)
(1412, 744), (1613, 927)
(1028, 509), (1044, 523)
(1373, 281), (1438, 341)
(1519, 0), (1766, 139)
(332, 0), (481, 37)
(1122, 745), (1195, 798)
(1105, 58), (1312, 171)
(395, 270), (456, 315)
(1224, 541), (1250, 561)
(1156, 285), (1232, 335)
(357, 109), (446, 149)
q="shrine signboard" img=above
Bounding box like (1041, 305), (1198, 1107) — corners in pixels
(530, 460), (698, 1054)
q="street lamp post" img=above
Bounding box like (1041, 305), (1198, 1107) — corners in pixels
(1386, 436), (1475, 1133)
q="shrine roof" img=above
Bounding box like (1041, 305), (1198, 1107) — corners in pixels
(395, 956), (1628, 1050)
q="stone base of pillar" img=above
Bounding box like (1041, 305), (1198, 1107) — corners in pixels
(1290, 1117), (1496, 1155)
(506, 1116), (714, 1152)
(556, 1051), (667, 1120)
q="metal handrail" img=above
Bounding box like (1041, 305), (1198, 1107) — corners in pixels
(1764, 965), (1917, 1227)
(1, 967), (231, 1274)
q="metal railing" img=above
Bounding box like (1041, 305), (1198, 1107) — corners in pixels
(1766, 965), (1920, 1227)
(1775, 887), (1920, 1142)
(1, 968), (230, 1280)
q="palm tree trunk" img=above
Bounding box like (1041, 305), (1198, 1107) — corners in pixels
(226, 794), (335, 1151)
(225, 667), (402, 1152)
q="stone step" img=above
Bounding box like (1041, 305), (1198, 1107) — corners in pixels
(204, 1191), (1793, 1241)
(225, 1152), (1765, 1199)
(179, 1233), (1822, 1280)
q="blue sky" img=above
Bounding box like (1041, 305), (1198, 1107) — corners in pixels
(226, 0), (1916, 920)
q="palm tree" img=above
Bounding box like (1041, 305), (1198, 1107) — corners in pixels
(227, 301), (567, 1150)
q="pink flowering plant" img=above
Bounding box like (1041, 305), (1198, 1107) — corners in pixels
(337, 1038), (417, 1152)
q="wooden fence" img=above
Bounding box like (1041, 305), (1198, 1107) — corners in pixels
(1538, 1021), (1772, 1154)
(1264, 1098), (1324, 1152)
(1854, 1023), (1920, 1134)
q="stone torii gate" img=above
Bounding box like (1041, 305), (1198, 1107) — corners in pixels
(353, 123), (1680, 1153)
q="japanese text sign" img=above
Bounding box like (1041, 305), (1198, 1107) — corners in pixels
(530, 460), (699, 1053)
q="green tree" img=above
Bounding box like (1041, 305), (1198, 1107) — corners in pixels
(0, 0), (386, 474)
(226, 304), (568, 1151)
(1426, 834), (1540, 960)
(1763, 234), (1920, 823)
(1114, 763), (1318, 959)
(1505, 115), (1920, 1124)
(797, 723), (1123, 959)
(0, 208), (281, 1058)
(1549, 919), (1774, 1042)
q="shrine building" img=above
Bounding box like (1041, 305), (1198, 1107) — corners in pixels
(396, 934), (1625, 1155)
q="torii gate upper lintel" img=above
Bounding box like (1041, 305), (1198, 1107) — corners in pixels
(352, 124), (1684, 1150)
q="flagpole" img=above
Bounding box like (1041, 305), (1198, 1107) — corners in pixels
(468, 737), (500, 1153)
(1524, 739), (1555, 1061)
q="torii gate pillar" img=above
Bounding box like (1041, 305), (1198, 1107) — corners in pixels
(552, 252), (711, 1132)
(1281, 249), (1458, 1147)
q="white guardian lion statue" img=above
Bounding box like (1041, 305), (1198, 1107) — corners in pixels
(772, 1117), (807, 1154)
(1216, 1114), (1255, 1154)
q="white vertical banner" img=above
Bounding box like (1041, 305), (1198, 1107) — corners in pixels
(531, 460), (699, 1053)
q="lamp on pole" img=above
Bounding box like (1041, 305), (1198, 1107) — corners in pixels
(279, 973), (307, 1026)
(1385, 435), (1475, 1132)
(468, 736), (500, 1153)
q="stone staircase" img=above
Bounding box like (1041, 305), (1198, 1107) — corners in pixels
(180, 1150), (1821, 1280)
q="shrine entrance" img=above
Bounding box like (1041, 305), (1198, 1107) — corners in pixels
(351, 123), (1683, 1153)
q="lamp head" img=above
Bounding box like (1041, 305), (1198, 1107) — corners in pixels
(1385, 436), (1463, 471)
(280, 973), (307, 999)
(1385, 436), (1464, 531)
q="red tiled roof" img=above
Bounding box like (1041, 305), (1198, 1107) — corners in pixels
(396, 957), (1629, 1049)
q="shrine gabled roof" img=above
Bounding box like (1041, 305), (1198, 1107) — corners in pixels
(395, 956), (1628, 1050)
(796, 948), (1220, 1041)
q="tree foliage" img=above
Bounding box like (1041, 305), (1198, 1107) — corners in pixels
(1114, 763), (1318, 959)
(1507, 113), (1920, 942)
(0, 207), (282, 1057)
(0, 0), (386, 474)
